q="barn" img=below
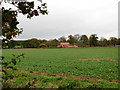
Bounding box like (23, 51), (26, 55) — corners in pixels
(57, 42), (78, 48)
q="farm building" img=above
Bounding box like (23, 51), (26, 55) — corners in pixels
(57, 42), (78, 48)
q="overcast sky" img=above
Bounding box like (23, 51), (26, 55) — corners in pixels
(2, 0), (120, 40)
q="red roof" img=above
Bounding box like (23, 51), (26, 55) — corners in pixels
(60, 42), (70, 45)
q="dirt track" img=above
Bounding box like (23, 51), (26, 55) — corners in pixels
(14, 69), (119, 83)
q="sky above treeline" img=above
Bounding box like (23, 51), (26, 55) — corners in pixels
(1, 0), (120, 40)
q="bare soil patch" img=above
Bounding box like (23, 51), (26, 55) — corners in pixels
(6, 68), (119, 83)
(78, 58), (117, 62)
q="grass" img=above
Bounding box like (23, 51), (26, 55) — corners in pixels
(2, 48), (118, 80)
(2, 69), (118, 88)
(2, 48), (119, 88)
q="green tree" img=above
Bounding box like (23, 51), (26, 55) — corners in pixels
(109, 37), (117, 47)
(23, 40), (30, 48)
(99, 37), (108, 47)
(88, 34), (98, 47)
(117, 38), (120, 45)
(2, 41), (7, 48)
(29, 38), (40, 48)
(80, 35), (88, 46)
(22, 38), (40, 48)
(74, 34), (80, 43)
(46, 39), (59, 48)
(58, 36), (66, 42)
(14, 40), (24, 48)
(1, 1), (48, 42)
(68, 35), (74, 44)
(8, 40), (15, 48)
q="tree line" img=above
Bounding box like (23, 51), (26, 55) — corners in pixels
(2, 34), (120, 48)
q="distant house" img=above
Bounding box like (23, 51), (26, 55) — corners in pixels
(57, 42), (78, 48)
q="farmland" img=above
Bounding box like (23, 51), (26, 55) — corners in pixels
(2, 48), (119, 88)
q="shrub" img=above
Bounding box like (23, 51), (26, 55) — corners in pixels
(39, 43), (48, 48)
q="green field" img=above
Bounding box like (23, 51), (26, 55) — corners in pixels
(2, 48), (119, 88)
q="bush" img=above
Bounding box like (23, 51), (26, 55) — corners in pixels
(39, 43), (48, 48)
